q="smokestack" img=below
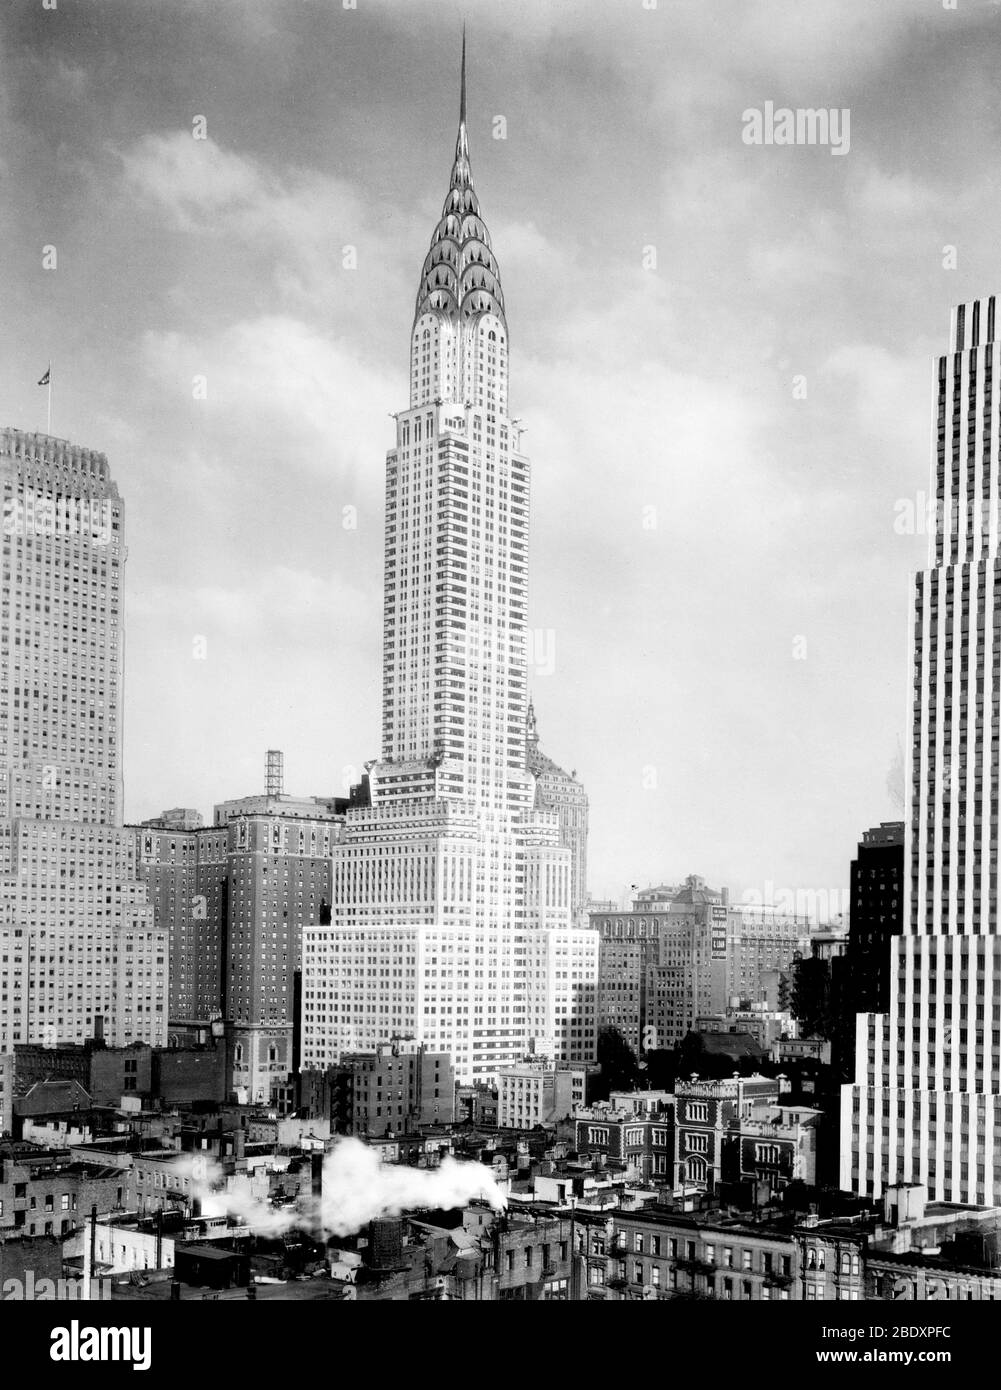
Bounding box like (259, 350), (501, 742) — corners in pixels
(93, 1015), (104, 1046)
(266, 749), (284, 797)
(311, 1151), (323, 1200)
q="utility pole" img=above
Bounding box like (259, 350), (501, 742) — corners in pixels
(83, 1203), (97, 1301)
(569, 1199), (578, 1301)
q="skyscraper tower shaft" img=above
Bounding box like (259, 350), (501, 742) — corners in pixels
(302, 43), (598, 1084)
(0, 428), (166, 1050)
(844, 298), (1001, 1204)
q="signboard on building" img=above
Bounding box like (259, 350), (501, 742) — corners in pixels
(710, 904), (728, 958)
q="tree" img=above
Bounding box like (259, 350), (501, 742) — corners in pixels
(790, 955), (835, 1039)
(593, 1027), (642, 1099)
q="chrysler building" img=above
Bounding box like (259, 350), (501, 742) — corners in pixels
(302, 41), (598, 1083)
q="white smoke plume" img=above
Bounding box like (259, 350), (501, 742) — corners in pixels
(172, 1153), (295, 1235)
(317, 1138), (506, 1237)
(173, 1138), (506, 1239)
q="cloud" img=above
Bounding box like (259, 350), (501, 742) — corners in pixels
(120, 133), (264, 228)
(119, 132), (406, 312)
(139, 314), (394, 495)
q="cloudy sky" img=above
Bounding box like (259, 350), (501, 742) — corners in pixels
(3, 0), (999, 908)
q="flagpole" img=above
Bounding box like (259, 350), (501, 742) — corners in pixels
(47, 366), (52, 436)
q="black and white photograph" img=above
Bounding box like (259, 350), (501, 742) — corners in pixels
(0, 0), (998, 1365)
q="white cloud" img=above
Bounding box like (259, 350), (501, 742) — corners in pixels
(120, 133), (264, 227)
(140, 314), (395, 497)
(119, 132), (405, 312)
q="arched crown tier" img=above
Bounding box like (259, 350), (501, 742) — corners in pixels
(413, 32), (507, 330)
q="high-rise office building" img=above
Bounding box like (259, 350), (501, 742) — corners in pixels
(134, 755), (346, 1102)
(846, 822), (904, 1019)
(829, 821), (905, 1079)
(844, 298), (1001, 1204)
(135, 819), (228, 1024)
(0, 428), (166, 1050)
(302, 45), (598, 1084)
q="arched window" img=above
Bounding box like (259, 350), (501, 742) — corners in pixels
(686, 1156), (707, 1183)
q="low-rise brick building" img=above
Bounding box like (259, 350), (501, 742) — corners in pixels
(574, 1105), (674, 1180)
(301, 1043), (454, 1137)
(0, 1146), (126, 1238)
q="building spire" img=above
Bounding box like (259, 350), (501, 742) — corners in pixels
(412, 29), (506, 328)
(453, 27), (470, 183)
(460, 24), (466, 128)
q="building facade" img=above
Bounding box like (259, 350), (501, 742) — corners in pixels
(302, 1042), (455, 1136)
(497, 1061), (587, 1129)
(133, 759), (345, 1104)
(135, 822), (228, 1024)
(845, 821), (904, 1022)
(844, 299), (1001, 1206)
(526, 702), (589, 926)
(0, 1055), (11, 1138)
(594, 877), (806, 1056)
(0, 428), (166, 1051)
(301, 47), (598, 1084)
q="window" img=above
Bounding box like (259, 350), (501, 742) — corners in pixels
(634, 1233), (643, 1253)
(686, 1156), (708, 1183)
(686, 1102), (709, 1122)
(723, 1247), (734, 1269)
